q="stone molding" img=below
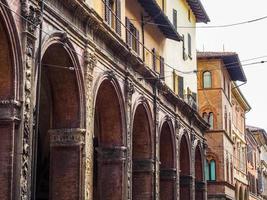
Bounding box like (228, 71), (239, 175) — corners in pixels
(160, 168), (177, 180)
(133, 159), (155, 173)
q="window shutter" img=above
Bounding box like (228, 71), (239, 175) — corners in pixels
(173, 71), (178, 94)
(136, 29), (140, 55)
(173, 9), (177, 30)
(126, 17), (131, 46)
(160, 56), (165, 79)
(104, 0), (109, 23)
(152, 48), (156, 71)
(178, 75), (184, 99)
(188, 33), (191, 57)
(115, 0), (121, 35)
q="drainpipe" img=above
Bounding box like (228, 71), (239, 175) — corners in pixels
(153, 78), (159, 200)
(31, 0), (44, 199)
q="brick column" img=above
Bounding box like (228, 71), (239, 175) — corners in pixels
(180, 175), (193, 200)
(195, 181), (205, 200)
(49, 128), (85, 200)
(160, 168), (177, 199)
(96, 146), (127, 200)
(132, 159), (154, 199)
(0, 100), (21, 200)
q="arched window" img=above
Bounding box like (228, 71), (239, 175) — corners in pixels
(206, 159), (216, 181)
(208, 112), (214, 129)
(203, 71), (212, 88)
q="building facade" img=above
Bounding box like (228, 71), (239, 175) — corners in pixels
(248, 126), (267, 200)
(197, 52), (250, 200)
(246, 127), (262, 200)
(0, 0), (209, 199)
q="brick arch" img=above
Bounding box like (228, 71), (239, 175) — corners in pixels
(195, 143), (204, 200)
(93, 77), (126, 200)
(36, 40), (84, 200)
(159, 119), (176, 200)
(0, 3), (23, 199)
(179, 132), (191, 200)
(132, 99), (154, 200)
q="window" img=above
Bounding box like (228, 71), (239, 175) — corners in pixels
(173, 9), (177, 30)
(104, 0), (121, 35)
(173, 72), (184, 99)
(206, 159), (216, 181)
(203, 112), (214, 129)
(203, 71), (212, 88)
(126, 17), (140, 54)
(188, 33), (192, 58)
(208, 112), (214, 129)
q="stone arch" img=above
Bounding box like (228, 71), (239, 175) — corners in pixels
(93, 75), (126, 200)
(195, 142), (204, 200)
(0, 2), (22, 199)
(159, 118), (176, 200)
(179, 131), (191, 200)
(132, 97), (154, 200)
(35, 37), (84, 200)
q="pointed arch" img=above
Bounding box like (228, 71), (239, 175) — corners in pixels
(179, 131), (191, 200)
(132, 97), (154, 200)
(93, 75), (126, 200)
(159, 118), (176, 200)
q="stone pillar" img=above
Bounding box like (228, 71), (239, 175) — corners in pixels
(20, 2), (41, 199)
(0, 100), (21, 200)
(49, 128), (85, 200)
(125, 76), (134, 200)
(83, 41), (97, 200)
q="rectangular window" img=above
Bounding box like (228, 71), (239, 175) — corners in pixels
(178, 75), (184, 99)
(126, 17), (140, 54)
(105, 0), (121, 35)
(173, 9), (177, 30)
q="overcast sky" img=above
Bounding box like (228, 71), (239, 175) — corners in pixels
(196, 0), (267, 131)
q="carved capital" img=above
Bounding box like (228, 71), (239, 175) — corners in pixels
(84, 45), (97, 76)
(49, 128), (86, 146)
(125, 79), (135, 97)
(0, 100), (22, 123)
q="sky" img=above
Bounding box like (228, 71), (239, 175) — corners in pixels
(196, 0), (267, 131)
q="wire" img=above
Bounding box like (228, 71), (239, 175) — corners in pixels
(3, 0), (267, 80)
(128, 14), (267, 29)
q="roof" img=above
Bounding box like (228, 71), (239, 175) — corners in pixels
(186, 0), (210, 23)
(197, 51), (247, 82)
(232, 82), (251, 112)
(138, 0), (183, 41)
(247, 125), (267, 144)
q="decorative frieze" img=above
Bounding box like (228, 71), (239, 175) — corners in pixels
(49, 128), (86, 146)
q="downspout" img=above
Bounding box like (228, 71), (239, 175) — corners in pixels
(31, 0), (44, 199)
